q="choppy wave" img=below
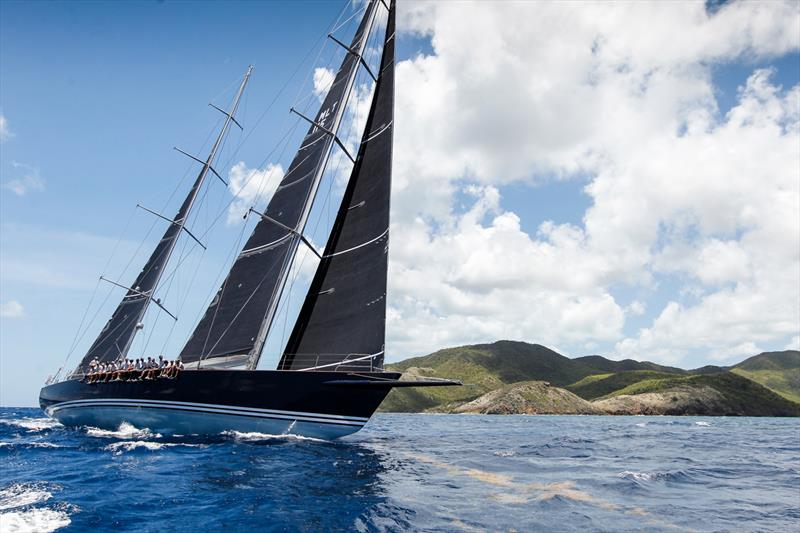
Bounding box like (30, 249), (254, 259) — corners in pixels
(492, 450), (516, 457)
(695, 421), (711, 427)
(103, 440), (203, 454)
(0, 508), (71, 533)
(0, 441), (64, 452)
(0, 418), (62, 433)
(1, 408), (798, 532)
(617, 470), (695, 484)
(0, 483), (52, 511)
(0, 483), (71, 532)
(84, 422), (160, 440)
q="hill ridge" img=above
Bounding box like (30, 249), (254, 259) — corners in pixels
(380, 341), (799, 416)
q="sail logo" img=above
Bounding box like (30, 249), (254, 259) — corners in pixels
(314, 102), (338, 134)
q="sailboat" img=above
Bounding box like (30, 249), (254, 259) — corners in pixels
(39, 0), (458, 440)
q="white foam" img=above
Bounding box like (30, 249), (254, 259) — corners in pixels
(28, 443), (62, 449)
(0, 418), (62, 433)
(221, 430), (325, 443)
(694, 421), (711, 427)
(84, 422), (160, 440)
(0, 484), (52, 511)
(617, 471), (654, 482)
(493, 450), (516, 457)
(104, 441), (202, 454)
(635, 422), (647, 427)
(0, 508), (71, 532)
(104, 441), (171, 454)
(0, 442), (61, 451)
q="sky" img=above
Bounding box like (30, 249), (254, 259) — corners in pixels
(1, 0), (799, 406)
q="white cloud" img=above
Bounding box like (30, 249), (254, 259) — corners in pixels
(312, 67), (335, 101)
(3, 162), (44, 196)
(226, 162), (284, 224)
(786, 336), (800, 351)
(626, 301), (646, 317)
(709, 342), (764, 363)
(0, 300), (25, 318)
(0, 114), (13, 142)
(383, 1), (800, 363)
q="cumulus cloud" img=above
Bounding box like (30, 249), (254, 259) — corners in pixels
(226, 162), (284, 224)
(312, 67), (335, 101)
(0, 114), (13, 142)
(3, 162), (44, 196)
(786, 336), (800, 351)
(0, 300), (25, 319)
(383, 0), (800, 363)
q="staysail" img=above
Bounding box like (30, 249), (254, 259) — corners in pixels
(279, 1), (394, 372)
(180, 0), (383, 368)
(75, 67), (252, 372)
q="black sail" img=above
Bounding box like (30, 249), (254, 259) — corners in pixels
(279, 1), (394, 371)
(77, 170), (209, 370)
(75, 67), (251, 372)
(180, 1), (380, 366)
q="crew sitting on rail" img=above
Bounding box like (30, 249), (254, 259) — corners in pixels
(85, 356), (184, 383)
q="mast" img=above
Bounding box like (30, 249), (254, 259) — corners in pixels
(75, 66), (252, 372)
(247, 2), (384, 370)
(278, 0), (394, 372)
(179, 1), (383, 370)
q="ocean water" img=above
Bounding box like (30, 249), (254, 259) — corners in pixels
(1, 409), (798, 532)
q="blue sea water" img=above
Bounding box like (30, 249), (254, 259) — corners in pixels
(1, 409), (798, 532)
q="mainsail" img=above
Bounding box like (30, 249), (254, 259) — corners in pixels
(180, 0), (383, 368)
(75, 67), (252, 372)
(279, 2), (394, 371)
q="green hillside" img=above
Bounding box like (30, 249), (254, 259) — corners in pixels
(595, 372), (800, 416)
(731, 350), (800, 403)
(566, 370), (681, 400)
(390, 341), (592, 386)
(382, 341), (601, 412)
(380, 341), (800, 415)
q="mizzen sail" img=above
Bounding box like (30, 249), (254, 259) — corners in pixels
(76, 67), (252, 372)
(279, 1), (395, 372)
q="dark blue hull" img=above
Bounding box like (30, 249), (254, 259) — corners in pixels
(39, 369), (400, 439)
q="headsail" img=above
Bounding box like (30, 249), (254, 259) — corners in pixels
(180, 1), (383, 368)
(75, 67), (252, 372)
(279, 1), (394, 372)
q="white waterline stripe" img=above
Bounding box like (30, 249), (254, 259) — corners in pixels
(48, 402), (365, 427)
(47, 398), (369, 422)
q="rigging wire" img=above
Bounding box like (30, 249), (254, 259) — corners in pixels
(61, 0), (375, 372)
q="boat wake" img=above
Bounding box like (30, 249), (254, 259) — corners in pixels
(0, 483), (72, 533)
(220, 430), (327, 444)
(84, 422), (160, 440)
(103, 441), (204, 455)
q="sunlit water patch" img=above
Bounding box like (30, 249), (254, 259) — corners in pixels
(1, 408), (798, 532)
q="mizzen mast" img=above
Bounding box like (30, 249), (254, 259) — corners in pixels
(75, 66), (252, 372)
